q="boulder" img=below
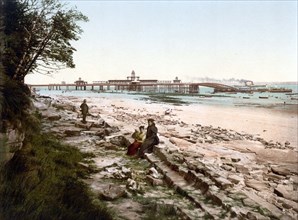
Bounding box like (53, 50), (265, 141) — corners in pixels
(100, 185), (126, 201)
(228, 174), (243, 185)
(146, 175), (164, 186)
(108, 135), (131, 148)
(75, 121), (93, 130)
(274, 185), (298, 202)
(64, 127), (82, 137)
(271, 165), (298, 176)
(41, 111), (61, 121)
(169, 137), (193, 148)
(245, 179), (269, 192)
(96, 141), (121, 151)
(235, 164), (250, 174)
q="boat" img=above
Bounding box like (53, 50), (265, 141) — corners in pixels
(259, 96), (269, 99)
(268, 88), (292, 93)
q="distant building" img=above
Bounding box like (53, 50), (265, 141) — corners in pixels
(173, 76), (181, 83)
(74, 77), (87, 90)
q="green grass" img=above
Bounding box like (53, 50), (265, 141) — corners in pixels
(0, 132), (114, 220)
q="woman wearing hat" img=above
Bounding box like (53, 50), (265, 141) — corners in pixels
(138, 118), (159, 158)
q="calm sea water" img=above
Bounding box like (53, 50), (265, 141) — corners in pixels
(36, 84), (298, 109)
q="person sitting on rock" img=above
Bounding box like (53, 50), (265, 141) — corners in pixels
(138, 118), (159, 158)
(80, 99), (89, 123)
(127, 126), (146, 156)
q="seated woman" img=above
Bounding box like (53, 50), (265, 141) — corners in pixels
(138, 118), (159, 158)
(127, 126), (145, 156)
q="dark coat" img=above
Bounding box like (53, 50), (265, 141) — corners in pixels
(138, 123), (159, 157)
(80, 103), (89, 115)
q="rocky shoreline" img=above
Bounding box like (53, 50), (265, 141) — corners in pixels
(35, 94), (298, 219)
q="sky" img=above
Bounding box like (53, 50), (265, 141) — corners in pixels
(25, 0), (297, 84)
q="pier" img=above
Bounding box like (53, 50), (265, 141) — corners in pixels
(28, 71), (292, 94)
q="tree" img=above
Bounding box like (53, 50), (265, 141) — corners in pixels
(4, 0), (88, 82)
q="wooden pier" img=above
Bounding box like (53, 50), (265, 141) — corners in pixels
(28, 71), (291, 94)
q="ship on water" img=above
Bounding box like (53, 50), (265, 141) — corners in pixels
(231, 80), (292, 93)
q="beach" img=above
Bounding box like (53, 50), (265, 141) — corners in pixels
(34, 91), (298, 219)
(53, 91), (297, 150)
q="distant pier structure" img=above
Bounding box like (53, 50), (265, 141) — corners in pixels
(75, 77), (87, 90)
(29, 70), (254, 94)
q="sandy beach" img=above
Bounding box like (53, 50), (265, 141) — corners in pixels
(66, 93), (297, 150)
(35, 92), (298, 219)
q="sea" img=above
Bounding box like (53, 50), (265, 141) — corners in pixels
(35, 84), (298, 110)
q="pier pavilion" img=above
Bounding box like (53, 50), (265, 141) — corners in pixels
(29, 70), (241, 94)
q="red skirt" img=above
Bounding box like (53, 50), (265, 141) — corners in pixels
(127, 141), (142, 156)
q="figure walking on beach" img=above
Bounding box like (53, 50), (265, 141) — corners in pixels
(127, 126), (145, 156)
(80, 99), (89, 123)
(138, 118), (159, 158)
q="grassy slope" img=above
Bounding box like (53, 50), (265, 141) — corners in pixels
(0, 117), (114, 220)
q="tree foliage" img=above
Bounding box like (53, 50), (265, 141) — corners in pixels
(4, 0), (88, 82)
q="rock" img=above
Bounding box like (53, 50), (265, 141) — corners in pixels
(221, 164), (233, 171)
(126, 178), (138, 191)
(96, 141), (121, 151)
(277, 197), (298, 212)
(235, 164), (250, 174)
(274, 185), (298, 202)
(47, 114), (62, 121)
(64, 127), (82, 137)
(41, 111), (61, 121)
(231, 157), (241, 162)
(228, 174), (243, 185)
(245, 179), (269, 192)
(148, 167), (161, 179)
(214, 177), (233, 189)
(169, 137), (193, 148)
(100, 185), (126, 201)
(146, 175), (164, 186)
(263, 173), (285, 182)
(271, 166), (292, 176)
(52, 102), (76, 112)
(108, 135), (131, 148)
(75, 121), (93, 130)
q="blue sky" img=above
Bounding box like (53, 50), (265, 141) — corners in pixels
(26, 0), (297, 84)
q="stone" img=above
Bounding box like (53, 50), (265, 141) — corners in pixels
(245, 179), (269, 192)
(75, 121), (93, 130)
(277, 197), (298, 212)
(214, 177), (233, 189)
(271, 166), (292, 176)
(146, 175), (164, 186)
(108, 135), (131, 148)
(47, 114), (61, 121)
(221, 164), (233, 171)
(96, 142), (121, 151)
(263, 173), (285, 182)
(231, 157), (241, 162)
(100, 185), (126, 201)
(228, 174), (243, 185)
(274, 185), (298, 202)
(169, 137), (193, 148)
(64, 127), (82, 137)
(148, 167), (161, 179)
(235, 164), (250, 174)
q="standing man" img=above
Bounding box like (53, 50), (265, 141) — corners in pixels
(138, 118), (159, 158)
(80, 99), (89, 123)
